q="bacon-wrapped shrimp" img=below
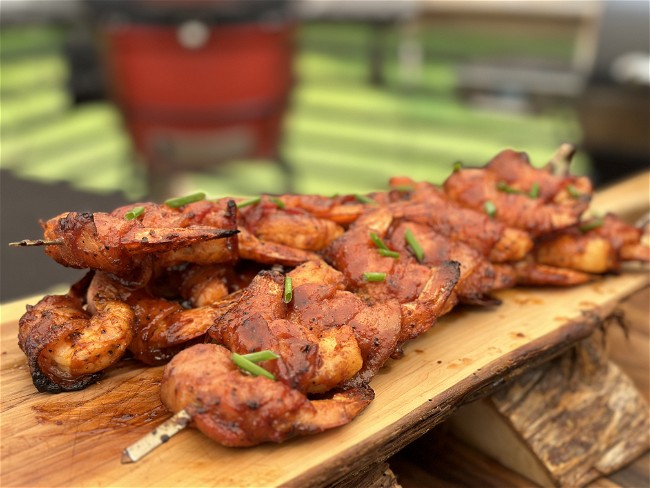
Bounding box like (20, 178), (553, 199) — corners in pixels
(389, 200), (533, 264)
(160, 343), (374, 447)
(323, 206), (461, 343)
(234, 196), (343, 266)
(112, 198), (239, 269)
(18, 273), (134, 392)
(32, 201), (238, 285)
(208, 266), (367, 394)
(148, 262), (264, 308)
(276, 193), (368, 225)
(386, 221), (516, 305)
(443, 149), (593, 237)
(87, 271), (237, 366)
(239, 196), (345, 250)
(534, 212), (650, 274)
(511, 259), (594, 287)
(286, 260), (403, 388)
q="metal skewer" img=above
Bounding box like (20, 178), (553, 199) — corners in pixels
(121, 409), (192, 464)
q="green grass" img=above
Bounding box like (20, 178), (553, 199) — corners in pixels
(0, 22), (590, 200)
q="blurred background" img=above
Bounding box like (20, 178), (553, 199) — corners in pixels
(1, 0), (648, 301)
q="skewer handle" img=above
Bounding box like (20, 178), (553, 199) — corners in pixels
(121, 409), (192, 464)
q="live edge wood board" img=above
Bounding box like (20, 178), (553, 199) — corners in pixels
(1, 173), (648, 488)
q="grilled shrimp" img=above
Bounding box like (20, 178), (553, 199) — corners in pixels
(208, 267), (365, 394)
(87, 271), (234, 366)
(277, 193), (368, 225)
(18, 274), (134, 392)
(389, 200), (532, 263)
(239, 197), (345, 251)
(160, 343), (374, 447)
(323, 206), (461, 343)
(236, 227), (323, 267)
(286, 260), (403, 387)
(40, 209), (238, 285)
(386, 221), (516, 305)
(234, 196), (342, 266)
(512, 259), (593, 287)
(443, 149), (592, 237)
(113, 198), (240, 269)
(148, 262), (263, 307)
(534, 213), (650, 273)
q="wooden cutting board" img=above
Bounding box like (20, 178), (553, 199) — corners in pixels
(1, 173), (648, 488)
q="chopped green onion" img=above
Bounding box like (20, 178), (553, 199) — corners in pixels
(566, 185), (582, 198)
(124, 206), (145, 220)
(529, 182), (540, 199)
(452, 161), (463, 172)
(231, 352), (276, 380)
(270, 197), (285, 209)
(355, 193), (376, 204)
(392, 185), (414, 192)
(370, 232), (389, 250)
(237, 197), (262, 208)
(578, 217), (604, 233)
(496, 181), (521, 194)
(370, 232), (399, 258)
(236, 196), (261, 208)
(404, 228), (424, 262)
(283, 276), (293, 303)
(237, 195), (285, 209)
(484, 200), (497, 218)
(241, 350), (280, 363)
(362, 272), (387, 282)
(164, 192), (206, 208)
(377, 249), (400, 258)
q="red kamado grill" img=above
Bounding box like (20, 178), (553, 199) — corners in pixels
(88, 0), (296, 194)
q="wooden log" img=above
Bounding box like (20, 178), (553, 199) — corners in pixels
(331, 462), (402, 488)
(450, 329), (650, 487)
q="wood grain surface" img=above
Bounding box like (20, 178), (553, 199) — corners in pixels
(1, 172), (648, 488)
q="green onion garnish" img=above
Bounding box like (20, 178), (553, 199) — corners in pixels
(566, 185), (582, 198)
(236, 196), (261, 208)
(362, 272), (387, 282)
(404, 228), (424, 262)
(164, 192), (206, 208)
(484, 200), (497, 218)
(370, 233), (399, 258)
(283, 276), (293, 303)
(529, 182), (540, 199)
(231, 352), (277, 380)
(378, 249), (400, 258)
(370, 232), (389, 250)
(124, 206), (145, 220)
(355, 194), (376, 204)
(392, 185), (414, 192)
(241, 350), (280, 362)
(270, 197), (285, 209)
(452, 161), (463, 172)
(578, 217), (604, 233)
(496, 181), (521, 194)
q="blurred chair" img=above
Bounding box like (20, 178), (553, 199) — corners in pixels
(87, 0), (296, 198)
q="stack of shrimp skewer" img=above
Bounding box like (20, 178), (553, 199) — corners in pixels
(15, 147), (649, 449)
